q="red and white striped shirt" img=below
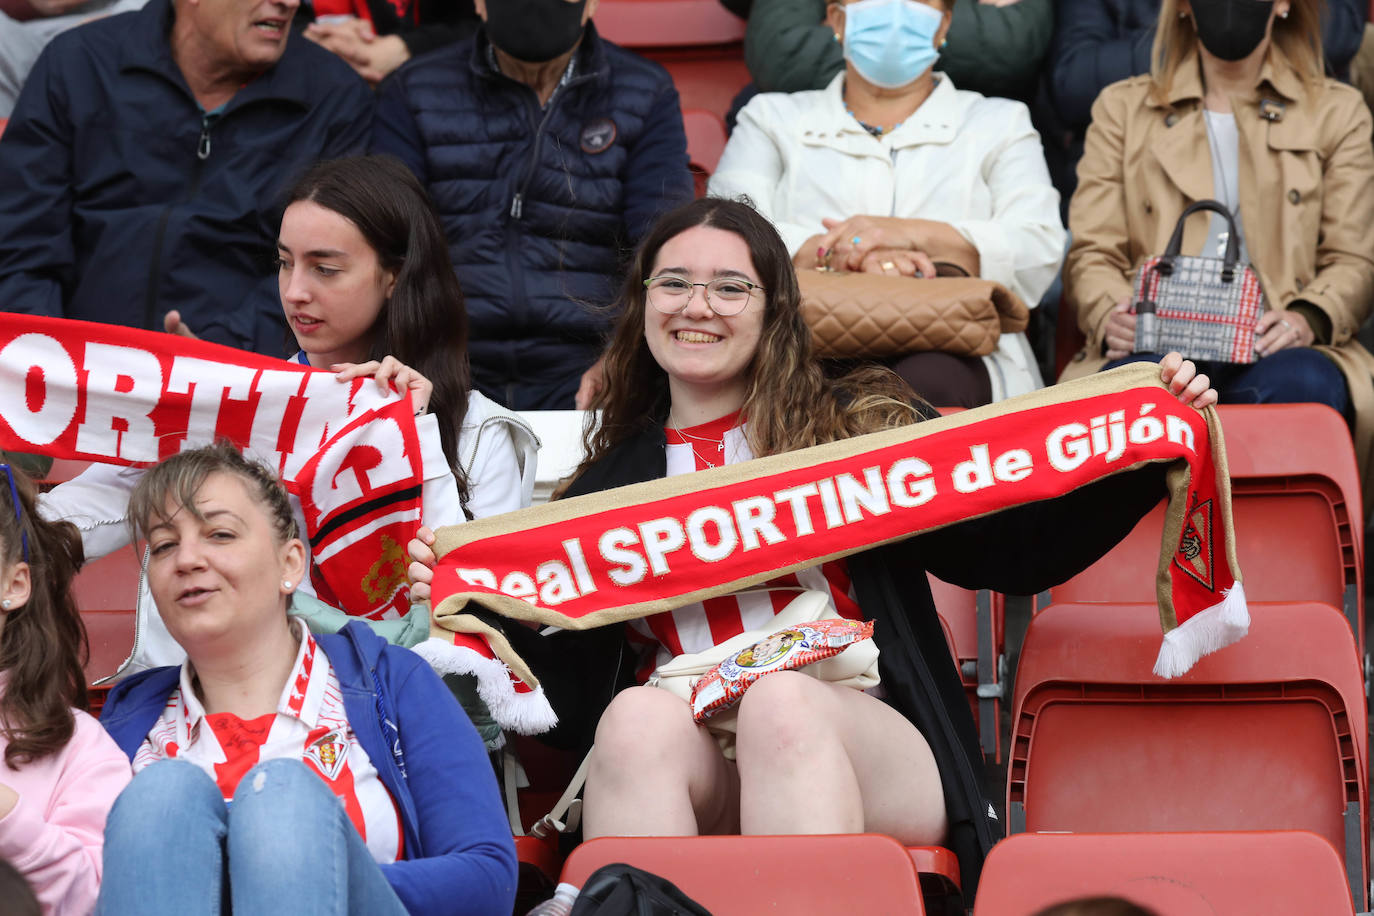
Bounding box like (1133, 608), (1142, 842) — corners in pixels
(133, 621), (403, 863)
(627, 412), (863, 682)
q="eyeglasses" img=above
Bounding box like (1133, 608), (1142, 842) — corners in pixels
(643, 275), (765, 317)
(0, 465), (28, 563)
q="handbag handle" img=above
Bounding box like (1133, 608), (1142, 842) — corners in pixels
(1158, 199), (1242, 282)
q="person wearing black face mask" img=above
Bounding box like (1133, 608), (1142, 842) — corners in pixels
(1062, 0), (1374, 519)
(371, 0), (694, 411)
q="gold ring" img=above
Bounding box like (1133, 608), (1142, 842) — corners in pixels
(881, 261), (897, 271)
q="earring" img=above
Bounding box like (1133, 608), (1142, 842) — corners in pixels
(1, 599), (9, 610)
(1278, 9), (1288, 16)
(282, 580), (293, 590)
(832, 31), (840, 41)
(939, 39), (947, 50)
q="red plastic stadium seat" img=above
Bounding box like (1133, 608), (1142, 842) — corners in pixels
(594, 0), (745, 47)
(973, 831), (1357, 916)
(1045, 404), (1364, 658)
(73, 544), (141, 684)
(1008, 600), (1368, 908)
(682, 108), (726, 176)
(561, 835), (925, 913)
(594, 1), (750, 120)
(907, 845), (961, 913)
(927, 575), (1003, 762)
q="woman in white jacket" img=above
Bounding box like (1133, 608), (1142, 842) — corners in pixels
(39, 156), (537, 680)
(708, 0), (1065, 405)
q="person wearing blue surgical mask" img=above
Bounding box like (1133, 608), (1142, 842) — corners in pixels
(709, 0), (1066, 409)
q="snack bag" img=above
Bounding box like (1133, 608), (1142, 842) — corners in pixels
(689, 618), (875, 722)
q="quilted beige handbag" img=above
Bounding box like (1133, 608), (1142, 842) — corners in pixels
(799, 269), (1030, 359)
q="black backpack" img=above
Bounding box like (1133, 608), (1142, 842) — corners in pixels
(568, 863), (713, 916)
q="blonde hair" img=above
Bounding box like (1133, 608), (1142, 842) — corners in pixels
(1149, 0), (1324, 104)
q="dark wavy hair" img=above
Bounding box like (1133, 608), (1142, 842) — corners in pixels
(573, 197), (918, 479)
(0, 467), (87, 768)
(285, 155), (474, 508)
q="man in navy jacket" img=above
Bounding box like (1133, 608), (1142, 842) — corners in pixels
(373, 0), (694, 410)
(0, 0), (373, 353)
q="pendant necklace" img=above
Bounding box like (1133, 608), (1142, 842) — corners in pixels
(668, 409), (727, 469)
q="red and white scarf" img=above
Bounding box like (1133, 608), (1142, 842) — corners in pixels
(0, 315), (425, 620)
(420, 363), (1248, 734)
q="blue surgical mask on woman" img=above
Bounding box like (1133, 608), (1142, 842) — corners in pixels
(841, 0), (944, 90)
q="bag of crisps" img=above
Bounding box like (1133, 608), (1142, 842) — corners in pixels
(689, 617), (876, 722)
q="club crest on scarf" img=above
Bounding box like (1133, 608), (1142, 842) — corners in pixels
(0, 315), (426, 621)
(1174, 498), (1215, 592)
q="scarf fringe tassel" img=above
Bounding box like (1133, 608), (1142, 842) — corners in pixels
(413, 637), (559, 735)
(1153, 580), (1250, 678)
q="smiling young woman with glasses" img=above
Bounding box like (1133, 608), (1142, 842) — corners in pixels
(396, 196), (1213, 903)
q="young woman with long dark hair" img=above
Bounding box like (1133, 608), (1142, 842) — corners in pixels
(0, 465), (130, 914)
(40, 155), (536, 676)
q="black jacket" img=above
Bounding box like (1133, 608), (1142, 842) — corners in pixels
(0, 0), (373, 352)
(502, 416), (1168, 903)
(372, 25), (694, 410)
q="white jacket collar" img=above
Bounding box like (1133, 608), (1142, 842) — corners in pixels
(799, 71), (971, 155)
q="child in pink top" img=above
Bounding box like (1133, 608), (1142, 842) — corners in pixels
(0, 465), (130, 915)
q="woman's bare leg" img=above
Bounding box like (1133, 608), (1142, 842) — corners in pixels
(582, 686), (739, 837)
(733, 672), (947, 844)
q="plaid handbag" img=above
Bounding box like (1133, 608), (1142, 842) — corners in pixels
(1131, 199), (1268, 364)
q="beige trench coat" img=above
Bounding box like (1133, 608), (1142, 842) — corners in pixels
(1061, 50), (1374, 513)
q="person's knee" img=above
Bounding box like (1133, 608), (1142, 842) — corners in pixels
(107, 759), (221, 835)
(229, 758), (332, 820)
(735, 671), (831, 760)
(590, 687), (700, 777)
(227, 760), (339, 866)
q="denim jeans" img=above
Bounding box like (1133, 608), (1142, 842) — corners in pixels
(96, 758), (409, 916)
(1104, 348), (1352, 422)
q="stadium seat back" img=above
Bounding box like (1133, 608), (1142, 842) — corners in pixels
(972, 831), (1357, 916)
(1008, 601), (1367, 907)
(927, 574), (1003, 762)
(561, 835), (926, 913)
(73, 544), (141, 684)
(1047, 404), (1363, 655)
(594, 0), (745, 47)
(682, 108), (727, 176)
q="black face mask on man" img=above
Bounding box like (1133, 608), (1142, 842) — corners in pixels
(485, 0), (589, 63)
(1190, 0), (1276, 62)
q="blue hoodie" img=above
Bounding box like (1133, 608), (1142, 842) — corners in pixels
(100, 621), (517, 916)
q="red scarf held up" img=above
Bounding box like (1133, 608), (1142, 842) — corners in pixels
(0, 315), (425, 621)
(419, 363), (1247, 735)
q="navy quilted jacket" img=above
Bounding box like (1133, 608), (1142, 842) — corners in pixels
(0, 0), (373, 352)
(373, 24), (693, 409)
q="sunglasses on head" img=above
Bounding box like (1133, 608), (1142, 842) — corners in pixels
(1, 465), (29, 564)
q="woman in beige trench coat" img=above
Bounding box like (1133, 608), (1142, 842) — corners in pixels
(1061, 0), (1374, 511)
